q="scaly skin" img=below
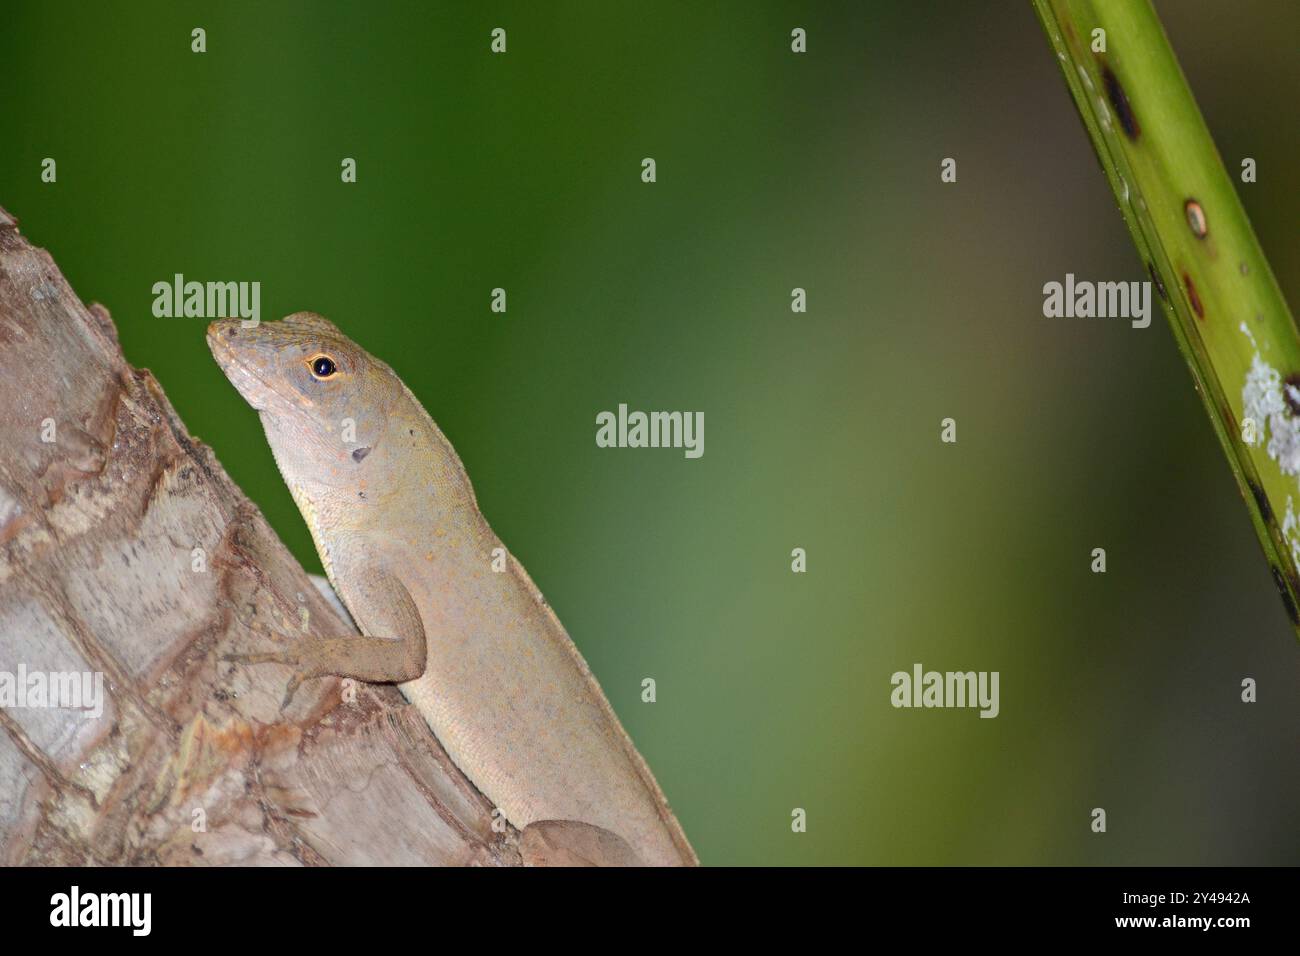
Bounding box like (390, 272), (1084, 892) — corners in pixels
(207, 312), (696, 866)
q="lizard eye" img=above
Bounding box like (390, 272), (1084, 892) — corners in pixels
(310, 355), (338, 379)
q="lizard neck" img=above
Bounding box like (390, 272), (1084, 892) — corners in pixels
(257, 385), (483, 586)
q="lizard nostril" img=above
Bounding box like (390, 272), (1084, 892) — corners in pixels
(208, 320), (236, 341)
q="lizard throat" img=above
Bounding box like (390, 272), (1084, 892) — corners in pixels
(287, 479), (341, 589)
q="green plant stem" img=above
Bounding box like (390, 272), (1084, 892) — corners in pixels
(1032, 0), (1300, 639)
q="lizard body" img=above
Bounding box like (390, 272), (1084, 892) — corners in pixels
(208, 313), (696, 866)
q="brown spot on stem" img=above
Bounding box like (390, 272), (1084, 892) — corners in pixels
(1102, 66), (1140, 140)
(1184, 199), (1208, 239)
(1271, 566), (1299, 625)
(1248, 479), (1272, 522)
(1147, 262), (1168, 302)
(1183, 273), (1204, 319)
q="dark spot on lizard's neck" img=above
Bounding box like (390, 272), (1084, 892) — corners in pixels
(352, 446), (370, 463)
(1101, 65), (1139, 141)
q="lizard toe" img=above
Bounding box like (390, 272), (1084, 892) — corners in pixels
(222, 649), (301, 668)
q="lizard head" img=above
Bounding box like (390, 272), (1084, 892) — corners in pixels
(207, 312), (401, 483)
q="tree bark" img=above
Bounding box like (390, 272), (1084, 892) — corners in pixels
(0, 205), (523, 865)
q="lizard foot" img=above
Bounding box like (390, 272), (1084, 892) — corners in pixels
(221, 648), (315, 709)
(518, 820), (645, 867)
(224, 633), (425, 710)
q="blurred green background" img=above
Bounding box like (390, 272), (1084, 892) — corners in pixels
(4, 1), (1297, 865)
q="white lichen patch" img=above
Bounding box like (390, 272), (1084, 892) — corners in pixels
(1242, 354), (1300, 471)
(1284, 497), (1300, 570)
(1243, 353), (1300, 564)
(1239, 320), (1258, 352)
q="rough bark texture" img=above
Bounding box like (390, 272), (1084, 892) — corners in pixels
(0, 206), (525, 865)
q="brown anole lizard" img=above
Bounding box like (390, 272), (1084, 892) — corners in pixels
(207, 312), (697, 866)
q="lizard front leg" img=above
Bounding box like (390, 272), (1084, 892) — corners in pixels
(224, 569), (427, 708)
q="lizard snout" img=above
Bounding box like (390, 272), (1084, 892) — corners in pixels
(206, 318), (241, 346)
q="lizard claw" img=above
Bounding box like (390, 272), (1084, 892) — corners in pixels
(280, 672), (308, 710)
